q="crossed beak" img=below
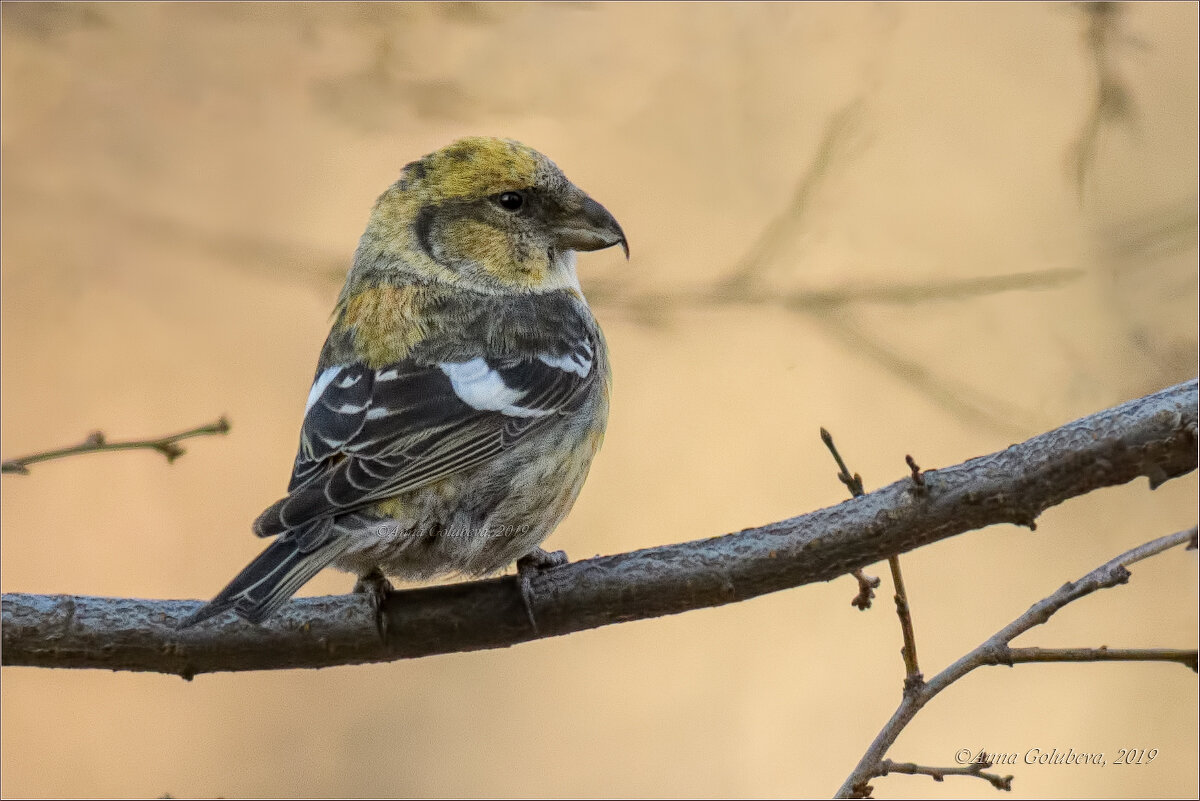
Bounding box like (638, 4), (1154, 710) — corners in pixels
(552, 190), (629, 259)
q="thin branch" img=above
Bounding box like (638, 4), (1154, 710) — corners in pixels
(2, 380), (1195, 677)
(819, 426), (865, 496)
(1068, 1), (1139, 198)
(999, 647), (1197, 671)
(875, 759), (1012, 792)
(836, 525), (1198, 798)
(821, 429), (923, 682)
(813, 311), (1037, 438)
(1102, 195), (1198, 269)
(721, 99), (867, 292)
(820, 428), (881, 610)
(1, 417), (231, 475)
(590, 268), (1085, 323)
(591, 268), (1084, 439)
(887, 555), (922, 687)
(15, 187), (349, 302)
(893, 456), (927, 684)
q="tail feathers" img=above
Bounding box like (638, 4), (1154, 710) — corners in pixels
(179, 521), (349, 628)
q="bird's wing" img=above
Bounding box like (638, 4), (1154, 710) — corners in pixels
(254, 332), (598, 538)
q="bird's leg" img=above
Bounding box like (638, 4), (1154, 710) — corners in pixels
(353, 567), (394, 644)
(515, 547), (568, 634)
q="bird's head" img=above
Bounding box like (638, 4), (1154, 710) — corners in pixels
(357, 137), (627, 294)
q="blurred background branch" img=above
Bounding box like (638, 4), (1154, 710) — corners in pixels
(1068, 2), (1140, 198)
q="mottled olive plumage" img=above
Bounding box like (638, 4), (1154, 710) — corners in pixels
(182, 137), (624, 627)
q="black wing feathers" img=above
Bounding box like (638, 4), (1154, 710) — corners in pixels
(255, 335), (597, 539)
(289, 364), (374, 491)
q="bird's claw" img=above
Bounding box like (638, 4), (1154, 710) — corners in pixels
(516, 548), (568, 634)
(353, 568), (394, 644)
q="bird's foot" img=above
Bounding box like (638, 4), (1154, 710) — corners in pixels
(353, 568), (394, 644)
(516, 548), (568, 635)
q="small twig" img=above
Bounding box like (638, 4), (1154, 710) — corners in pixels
(997, 646), (1197, 672)
(821, 428), (877, 609)
(836, 526), (1198, 798)
(850, 569), (882, 610)
(820, 427), (865, 496)
(821, 429), (923, 679)
(905, 454), (926, 491)
(877, 758), (1013, 792)
(895, 456), (926, 683)
(888, 556), (922, 688)
(1, 417), (231, 475)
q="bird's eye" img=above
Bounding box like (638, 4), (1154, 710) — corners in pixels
(496, 191), (524, 211)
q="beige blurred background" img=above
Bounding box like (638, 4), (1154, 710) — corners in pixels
(2, 2), (1196, 798)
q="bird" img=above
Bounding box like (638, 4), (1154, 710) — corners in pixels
(180, 136), (625, 630)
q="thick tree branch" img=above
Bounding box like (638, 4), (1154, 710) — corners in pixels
(2, 380), (1196, 677)
(1, 417), (231, 474)
(836, 525), (1198, 798)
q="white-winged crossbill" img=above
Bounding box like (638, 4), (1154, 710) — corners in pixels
(183, 136), (625, 627)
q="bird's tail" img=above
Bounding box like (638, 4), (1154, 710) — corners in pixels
(178, 520), (350, 628)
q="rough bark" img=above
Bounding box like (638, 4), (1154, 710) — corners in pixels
(2, 380), (1195, 677)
